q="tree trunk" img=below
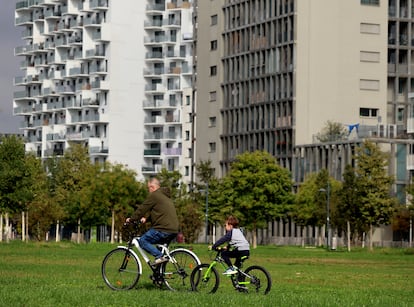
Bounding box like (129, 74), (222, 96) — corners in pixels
(77, 218), (81, 244)
(25, 211), (29, 242)
(301, 226), (305, 248)
(5, 212), (10, 243)
(0, 213), (3, 242)
(111, 209), (115, 244)
(22, 211), (25, 242)
(252, 226), (257, 249)
(362, 232), (365, 248)
(56, 220), (60, 242)
(369, 225), (373, 251)
(347, 221), (351, 252)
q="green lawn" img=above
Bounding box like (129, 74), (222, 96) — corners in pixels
(0, 241), (413, 307)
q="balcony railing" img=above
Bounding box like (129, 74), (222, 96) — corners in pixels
(144, 149), (161, 156)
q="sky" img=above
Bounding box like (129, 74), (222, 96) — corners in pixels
(0, 1), (23, 133)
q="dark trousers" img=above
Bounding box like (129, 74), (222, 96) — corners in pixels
(221, 249), (250, 268)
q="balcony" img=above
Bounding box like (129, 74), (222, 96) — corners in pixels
(46, 133), (66, 141)
(146, 4), (165, 12)
(15, 15), (33, 26)
(89, 146), (109, 155)
(66, 131), (96, 140)
(145, 84), (166, 93)
(408, 153), (414, 170)
(143, 99), (177, 109)
(144, 67), (164, 76)
(14, 105), (34, 115)
(144, 19), (163, 29)
(15, 45), (33, 56)
(144, 149), (161, 156)
(141, 164), (163, 173)
(90, 0), (109, 10)
(44, 148), (64, 156)
(85, 48), (106, 58)
(164, 147), (181, 156)
(144, 131), (179, 140)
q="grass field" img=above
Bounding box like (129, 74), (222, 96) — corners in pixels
(0, 241), (413, 307)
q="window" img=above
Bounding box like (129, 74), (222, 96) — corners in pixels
(210, 40), (217, 51)
(360, 23), (380, 34)
(360, 108), (379, 117)
(185, 166), (189, 176)
(361, 0), (380, 5)
(397, 107), (404, 122)
(186, 95), (191, 105)
(185, 130), (190, 141)
(360, 79), (379, 91)
(209, 116), (216, 127)
(210, 66), (217, 76)
(209, 91), (217, 101)
(211, 15), (218, 25)
(209, 142), (216, 152)
(360, 51), (380, 62)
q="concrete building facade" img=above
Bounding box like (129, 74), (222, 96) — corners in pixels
(13, 0), (194, 181)
(194, 0), (413, 246)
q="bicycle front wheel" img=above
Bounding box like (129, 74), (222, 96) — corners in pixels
(190, 263), (219, 294)
(242, 265), (272, 294)
(101, 247), (141, 290)
(162, 249), (200, 291)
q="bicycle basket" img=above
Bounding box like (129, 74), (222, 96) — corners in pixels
(121, 222), (140, 242)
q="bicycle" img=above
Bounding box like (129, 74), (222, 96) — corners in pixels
(190, 247), (271, 294)
(101, 221), (200, 291)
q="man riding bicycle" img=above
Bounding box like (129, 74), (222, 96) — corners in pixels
(127, 176), (179, 266)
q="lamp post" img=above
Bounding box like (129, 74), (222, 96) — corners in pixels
(319, 181), (331, 250)
(205, 183), (209, 244)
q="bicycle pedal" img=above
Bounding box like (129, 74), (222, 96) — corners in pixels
(236, 285), (248, 292)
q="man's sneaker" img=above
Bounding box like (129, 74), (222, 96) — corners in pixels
(152, 256), (168, 266)
(223, 266), (238, 275)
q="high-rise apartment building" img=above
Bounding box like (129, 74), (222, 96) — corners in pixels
(13, 0), (194, 181)
(194, 0), (407, 183)
(194, 0), (414, 244)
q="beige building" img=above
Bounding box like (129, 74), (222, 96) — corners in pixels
(195, 0), (389, 179)
(194, 0), (413, 246)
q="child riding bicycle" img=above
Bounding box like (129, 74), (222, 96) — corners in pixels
(211, 215), (250, 275)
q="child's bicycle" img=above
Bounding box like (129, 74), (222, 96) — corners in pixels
(101, 221), (200, 291)
(190, 247), (271, 294)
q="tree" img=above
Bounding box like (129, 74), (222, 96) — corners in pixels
(18, 153), (54, 241)
(0, 135), (27, 216)
(49, 144), (96, 243)
(292, 169), (341, 247)
(0, 136), (48, 241)
(391, 205), (411, 243)
(316, 120), (348, 142)
(353, 141), (397, 250)
(337, 164), (365, 249)
(210, 151), (295, 248)
(87, 163), (144, 243)
(157, 168), (203, 243)
(195, 159), (215, 186)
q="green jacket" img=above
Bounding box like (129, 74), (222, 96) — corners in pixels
(132, 188), (179, 233)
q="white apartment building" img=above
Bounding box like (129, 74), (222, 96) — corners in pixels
(13, 0), (194, 181)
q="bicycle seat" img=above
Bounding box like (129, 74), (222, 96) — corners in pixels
(238, 255), (249, 266)
(158, 233), (176, 246)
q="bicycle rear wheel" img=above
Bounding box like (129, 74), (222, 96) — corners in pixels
(242, 265), (272, 294)
(101, 247), (141, 290)
(190, 263), (220, 294)
(162, 249), (200, 291)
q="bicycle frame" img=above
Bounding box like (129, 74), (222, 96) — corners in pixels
(204, 252), (251, 288)
(118, 235), (176, 271)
